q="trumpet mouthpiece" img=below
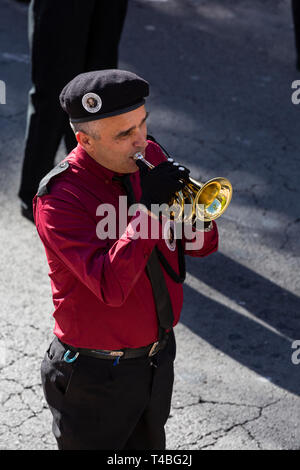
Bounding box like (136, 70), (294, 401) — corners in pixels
(133, 152), (144, 161)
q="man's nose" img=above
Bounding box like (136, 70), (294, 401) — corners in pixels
(133, 129), (147, 149)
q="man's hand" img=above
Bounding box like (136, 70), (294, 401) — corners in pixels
(136, 159), (190, 209)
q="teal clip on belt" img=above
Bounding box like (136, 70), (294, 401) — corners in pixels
(63, 350), (79, 363)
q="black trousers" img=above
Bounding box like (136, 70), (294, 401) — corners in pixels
(41, 333), (176, 450)
(292, 0), (300, 69)
(18, 0), (128, 206)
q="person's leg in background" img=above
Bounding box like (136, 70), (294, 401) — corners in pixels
(85, 0), (128, 71)
(18, 0), (94, 219)
(19, 0), (128, 221)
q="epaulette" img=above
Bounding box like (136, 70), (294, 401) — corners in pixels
(37, 161), (69, 197)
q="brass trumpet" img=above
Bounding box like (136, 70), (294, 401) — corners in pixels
(133, 152), (233, 222)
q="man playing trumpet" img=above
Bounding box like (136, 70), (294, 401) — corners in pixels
(33, 69), (220, 450)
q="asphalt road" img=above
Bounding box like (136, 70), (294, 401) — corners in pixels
(0, 0), (299, 450)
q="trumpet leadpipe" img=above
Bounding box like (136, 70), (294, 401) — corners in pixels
(133, 152), (155, 169)
(133, 152), (186, 173)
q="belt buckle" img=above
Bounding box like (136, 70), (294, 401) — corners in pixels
(110, 351), (124, 366)
(110, 351), (124, 358)
(93, 350), (124, 366)
(90, 349), (124, 358)
(148, 341), (159, 357)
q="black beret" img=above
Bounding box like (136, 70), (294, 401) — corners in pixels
(59, 69), (149, 123)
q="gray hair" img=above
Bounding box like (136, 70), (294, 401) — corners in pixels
(70, 120), (100, 139)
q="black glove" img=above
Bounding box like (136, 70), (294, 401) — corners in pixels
(137, 159), (190, 210)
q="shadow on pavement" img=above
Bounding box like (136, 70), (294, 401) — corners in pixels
(182, 252), (300, 396)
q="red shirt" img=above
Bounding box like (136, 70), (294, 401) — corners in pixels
(33, 140), (218, 349)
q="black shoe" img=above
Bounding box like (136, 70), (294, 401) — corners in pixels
(21, 201), (34, 223)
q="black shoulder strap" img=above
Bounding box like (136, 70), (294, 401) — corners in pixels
(147, 134), (186, 284)
(37, 161), (69, 197)
(156, 241), (186, 284)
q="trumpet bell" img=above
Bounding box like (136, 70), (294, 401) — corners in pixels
(193, 177), (233, 221)
(169, 177), (232, 222)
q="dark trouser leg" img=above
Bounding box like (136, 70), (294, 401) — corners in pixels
(18, 0), (93, 206)
(123, 336), (175, 450)
(85, 0), (128, 70)
(19, 86), (75, 206)
(292, 0), (300, 69)
(41, 334), (175, 450)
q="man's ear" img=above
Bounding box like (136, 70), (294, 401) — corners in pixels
(76, 131), (91, 148)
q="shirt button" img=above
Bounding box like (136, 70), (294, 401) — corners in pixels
(105, 179), (109, 184)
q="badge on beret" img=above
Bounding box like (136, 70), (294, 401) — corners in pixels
(82, 92), (102, 113)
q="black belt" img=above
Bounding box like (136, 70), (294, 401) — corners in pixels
(60, 333), (169, 364)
